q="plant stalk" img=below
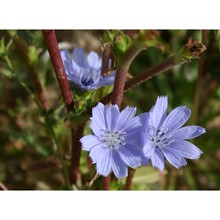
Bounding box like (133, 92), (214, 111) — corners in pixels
(102, 43), (145, 190)
(42, 30), (74, 112)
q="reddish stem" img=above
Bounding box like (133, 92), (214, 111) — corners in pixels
(102, 175), (111, 190)
(102, 43), (145, 190)
(101, 45), (111, 77)
(42, 30), (74, 112)
(14, 37), (49, 110)
(124, 168), (135, 190)
(70, 123), (85, 185)
(111, 44), (145, 106)
(99, 56), (177, 105)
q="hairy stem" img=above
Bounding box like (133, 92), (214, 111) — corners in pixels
(111, 43), (146, 106)
(42, 30), (74, 112)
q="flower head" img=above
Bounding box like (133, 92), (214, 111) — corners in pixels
(139, 96), (206, 171)
(80, 102), (148, 179)
(60, 48), (116, 90)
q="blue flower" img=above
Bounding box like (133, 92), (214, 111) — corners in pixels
(80, 102), (148, 179)
(139, 96), (206, 171)
(60, 48), (116, 90)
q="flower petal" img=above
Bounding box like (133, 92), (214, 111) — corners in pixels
(172, 126), (206, 140)
(96, 71), (116, 88)
(71, 59), (80, 73)
(125, 145), (149, 166)
(151, 148), (165, 171)
(87, 51), (100, 68)
(111, 150), (128, 179)
(110, 105), (120, 131)
(104, 104), (120, 131)
(161, 147), (187, 169)
(150, 96), (168, 130)
(80, 135), (102, 151)
(89, 145), (107, 164)
(72, 48), (89, 68)
(118, 107), (142, 132)
(124, 128), (143, 147)
(90, 103), (106, 136)
(138, 112), (150, 129)
(60, 50), (75, 79)
(162, 106), (191, 132)
(60, 49), (70, 63)
(117, 146), (141, 169)
(143, 141), (155, 158)
(170, 140), (203, 159)
(96, 149), (112, 177)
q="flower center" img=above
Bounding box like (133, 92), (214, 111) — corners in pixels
(79, 67), (99, 86)
(101, 130), (126, 149)
(150, 127), (174, 149)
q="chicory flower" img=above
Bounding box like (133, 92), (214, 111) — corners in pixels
(80, 102), (147, 179)
(60, 48), (116, 90)
(139, 96), (205, 171)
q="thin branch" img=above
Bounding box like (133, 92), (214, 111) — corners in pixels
(42, 30), (74, 112)
(13, 36), (49, 110)
(111, 43), (146, 106)
(101, 44), (111, 77)
(70, 123), (85, 185)
(192, 30), (208, 123)
(98, 41), (206, 106)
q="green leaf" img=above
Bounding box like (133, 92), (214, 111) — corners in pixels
(0, 38), (6, 55)
(0, 68), (14, 79)
(17, 30), (35, 44)
(102, 30), (132, 59)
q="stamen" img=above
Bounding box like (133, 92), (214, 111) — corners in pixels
(78, 67), (100, 86)
(100, 129), (126, 149)
(150, 126), (174, 149)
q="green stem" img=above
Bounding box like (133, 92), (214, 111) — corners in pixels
(49, 126), (72, 189)
(4, 55), (42, 109)
(191, 30), (208, 124)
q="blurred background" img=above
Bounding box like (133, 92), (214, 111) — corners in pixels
(0, 30), (219, 190)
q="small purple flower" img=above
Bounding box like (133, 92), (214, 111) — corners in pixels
(139, 96), (206, 171)
(60, 48), (116, 90)
(80, 102), (148, 179)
